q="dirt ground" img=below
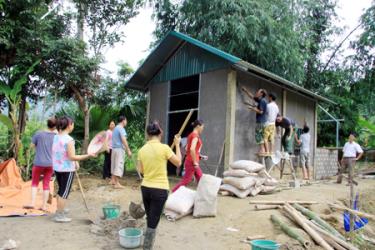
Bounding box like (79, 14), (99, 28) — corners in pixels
(1, 173), (375, 250)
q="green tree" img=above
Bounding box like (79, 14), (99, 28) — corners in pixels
(65, 0), (143, 153)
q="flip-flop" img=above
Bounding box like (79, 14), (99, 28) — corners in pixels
(23, 205), (35, 209)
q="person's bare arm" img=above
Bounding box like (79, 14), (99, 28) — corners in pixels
(356, 152), (364, 161)
(67, 141), (95, 161)
(247, 106), (263, 114)
(30, 143), (36, 150)
(241, 86), (254, 99)
(190, 137), (199, 166)
(121, 135), (132, 156)
(288, 126), (294, 139)
(169, 135), (182, 167)
(137, 160), (144, 174)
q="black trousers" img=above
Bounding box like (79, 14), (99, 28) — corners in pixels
(141, 186), (168, 229)
(103, 149), (112, 179)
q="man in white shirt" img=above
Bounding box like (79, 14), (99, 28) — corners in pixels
(297, 126), (310, 180)
(263, 92), (279, 155)
(337, 132), (364, 184)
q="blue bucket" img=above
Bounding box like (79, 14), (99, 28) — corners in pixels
(250, 240), (280, 250)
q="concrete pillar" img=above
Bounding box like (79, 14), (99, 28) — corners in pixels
(224, 70), (237, 168)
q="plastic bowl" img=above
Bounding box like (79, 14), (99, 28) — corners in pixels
(250, 239), (279, 250)
(102, 204), (121, 220)
(119, 228), (143, 249)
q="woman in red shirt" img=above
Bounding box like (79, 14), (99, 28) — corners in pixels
(172, 120), (205, 192)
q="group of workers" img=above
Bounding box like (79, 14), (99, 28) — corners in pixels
(25, 114), (205, 250)
(24, 87), (365, 250)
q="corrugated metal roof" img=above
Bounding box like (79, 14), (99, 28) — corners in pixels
(151, 41), (232, 83)
(126, 31), (333, 103)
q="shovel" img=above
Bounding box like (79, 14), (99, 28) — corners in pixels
(75, 171), (97, 224)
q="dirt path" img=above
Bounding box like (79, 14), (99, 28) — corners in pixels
(1, 176), (374, 250)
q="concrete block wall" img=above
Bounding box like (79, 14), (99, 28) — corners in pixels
(315, 148), (338, 179)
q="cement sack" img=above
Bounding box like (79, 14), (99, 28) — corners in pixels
(223, 176), (257, 190)
(264, 177), (278, 186)
(250, 185), (263, 196)
(165, 186), (196, 215)
(220, 184), (251, 199)
(223, 169), (250, 178)
(260, 185), (277, 194)
(165, 207), (192, 222)
(255, 177), (266, 186)
(230, 160), (265, 173)
(193, 174), (222, 217)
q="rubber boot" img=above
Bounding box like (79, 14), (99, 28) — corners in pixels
(143, 228), (156, 250)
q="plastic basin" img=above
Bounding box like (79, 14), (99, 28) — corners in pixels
(119, 228), (143, 249)
(250, 240), (279, 250)
(102, 204), (121, 220)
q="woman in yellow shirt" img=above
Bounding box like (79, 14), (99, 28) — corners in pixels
(137, 121), (182, 250)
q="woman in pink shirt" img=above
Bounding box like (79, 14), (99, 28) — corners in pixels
(103, 120), (115, 180)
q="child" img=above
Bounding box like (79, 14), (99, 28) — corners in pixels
(337, 132), (364, 184)
(298, 125), (310, 180)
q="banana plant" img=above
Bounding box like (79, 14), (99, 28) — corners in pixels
(0, 60), (40, 160)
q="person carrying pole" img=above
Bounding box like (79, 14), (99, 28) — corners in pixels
(137, 121), (182, 250)
(172, 119), (206, 192)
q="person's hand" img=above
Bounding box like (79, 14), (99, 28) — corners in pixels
(127, 149), (132, 157)
(193, 163), (199, 169)
(201, 155), (208, 161)
(75, 162), (80, 171)
(174, 135), (181, 146)
(88, 153), (97, 158)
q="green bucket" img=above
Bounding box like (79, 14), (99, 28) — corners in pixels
(250, 240), (279, 250)
(102, 204), (121, 220)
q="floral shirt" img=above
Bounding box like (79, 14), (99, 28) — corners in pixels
(52, 134), (75, 172)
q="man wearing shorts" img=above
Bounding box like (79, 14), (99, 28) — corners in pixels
(242, 87), (268, 155)
(276, 114), (296, 154)
(111, 116), (132, 188)
(263, 92), (279, 155)
(298, 126), (311, 180)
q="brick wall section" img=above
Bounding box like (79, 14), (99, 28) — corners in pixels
(315, 148), (339, 179)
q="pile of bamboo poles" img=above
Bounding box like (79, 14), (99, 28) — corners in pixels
(251, 200), (360, 250)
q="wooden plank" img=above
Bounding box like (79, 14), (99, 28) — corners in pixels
(249, 200), (318, 205)
(224, 70), (237, 169)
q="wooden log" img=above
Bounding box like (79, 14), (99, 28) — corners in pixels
(329, 203), (375, 221)
(271, 214), (311, 249)
(247, 235), (266, 241)
(283, 204), (333, 250)
(293, 204), (345, 241)
(250, 200), (318, 205)
(307, 220), (358, 250)
(255, 205), (281, 210)
(319, 233), (346, 250)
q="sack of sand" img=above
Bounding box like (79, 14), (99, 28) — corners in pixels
(165, 186), (196, 220)
(193, 174), (221, 218)
(229, 160), (265, 173)
(219, 184), (252, 199)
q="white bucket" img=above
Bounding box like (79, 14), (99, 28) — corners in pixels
(119, 228), (143, 249)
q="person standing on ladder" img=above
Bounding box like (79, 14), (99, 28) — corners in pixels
(337, 132), (364, 184)
(276, 114), (297, 154)
(242, 87), (268, 155)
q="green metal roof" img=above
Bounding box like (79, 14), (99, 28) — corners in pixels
(126, 31), (333, 104)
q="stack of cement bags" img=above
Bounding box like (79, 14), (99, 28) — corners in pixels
(164, 174), (222, 221)
(219, 160), (278, 199)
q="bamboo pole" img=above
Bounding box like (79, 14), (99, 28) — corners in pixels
(293, 204), (345, 241)
(328, 203), (375, 221)
(283, 204), (334, 250)
(170, 109), (194, 150)
(271, 215), (311, 249)
(307, 220), (359, 250)
(319, 234), (346, 250)
(255, 205), (281, 210)
(250, 200), (318, 205)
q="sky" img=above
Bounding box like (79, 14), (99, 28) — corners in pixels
(102, 0), (373, 75)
